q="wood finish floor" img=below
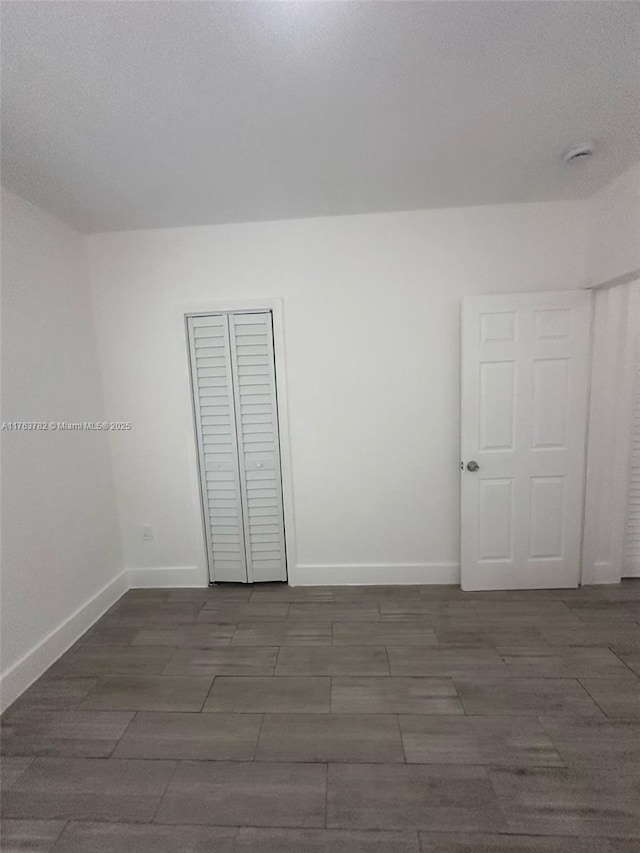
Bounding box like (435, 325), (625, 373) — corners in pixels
(2, 581), (640, 852)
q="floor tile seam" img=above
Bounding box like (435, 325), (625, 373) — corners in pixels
(76, 676), (112, 709)
(195, 675), (217, 712)
(528, 714), (568, 769)
(395, 713), (408, 764)
(469, 761), (512, 834)
(450, 676), (468, 716)
(41, 819), (70, 853)
(384, 645), (391, 677)
(273, 645), (283, 672)
(323, 761), (329, 828)
(573, 676), (613, 718)
(0, 756), (35, 790)
(96, 707), (139, 759)
(607, 645), (640, 677)
(149, 758), (182, 824)
(251, 712), (268, 761)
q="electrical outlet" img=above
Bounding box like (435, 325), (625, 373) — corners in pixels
(142, 525), (154, 541)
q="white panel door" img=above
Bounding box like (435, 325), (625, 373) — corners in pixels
(229, 312), (287, 583)
(188, 311), (287, 584)
(188, 314), (248, 582)
(461, 291), (591, 590)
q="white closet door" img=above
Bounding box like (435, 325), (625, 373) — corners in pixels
(187, 315), (248, 583)
(229, 312), (287, 583)
(624, 343), (640, 575)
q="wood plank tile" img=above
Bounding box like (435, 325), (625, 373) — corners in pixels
(498, 646), (628, 678)
(327, 763), (504, 831)
(0, 756), (34, 790)
(388, 647), (507, 677)
(333, 622), (438, 646)
(47, 647), (175, 677)
(249, 585), (336, 603)
(197, 603), (290, 622)
(102, 602), (205, 626)
(331, 677), (462, 714)
(0, 820), (66, 853)
(203, 677), (330, 713)
(49, 821), (237, 852)
(539, 625), (640, 648)
(276, 647), (389, 676)
(162, 646), (278, 676)
(112, 711), (262, 760)
(579, 676), (640, 719)
(255, 714), (404, 763)
(155, 761), (326, 827)
(455, 677), (604, 717)
(432, 627), (549, 648)
(419, 833), (639, 852)
(489, 765), (640, 837)
(1, 757), (175, 822)
(1, 710), (134, 757)
(400, 715), (563, 766)
(131, 624), (236, 648)
(79, 675), (213, 712)
(539, 716), (640, 767)
(288, 604), (381, 622)
(564, 602), (639, 626)
(72, 626), (139, 648)
(232, 622), (333, 646)
(3, 678), (98, 713)
(235, 828), (420, 852)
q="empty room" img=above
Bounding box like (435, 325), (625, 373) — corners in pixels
(1, 1), (639, 851)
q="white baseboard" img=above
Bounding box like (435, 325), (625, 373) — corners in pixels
(128, 565), (207, 588)
(289, 562), (460, 586)
(0, 570), (129, 713)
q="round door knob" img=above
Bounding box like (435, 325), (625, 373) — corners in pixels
(466, 461), (480, 472)
(256, 462), (263, 468)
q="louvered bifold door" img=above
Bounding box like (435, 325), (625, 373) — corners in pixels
(187, 315), (248, 583)
(624, 344), (640, 574)
(228, 312), (287, 583)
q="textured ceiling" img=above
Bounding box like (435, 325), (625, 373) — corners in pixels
(2, 1), (639, 233)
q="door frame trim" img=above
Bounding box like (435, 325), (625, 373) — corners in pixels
(176, 298), (297, 586)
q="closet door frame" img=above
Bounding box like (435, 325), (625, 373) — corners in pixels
(178, 298), (297, 586)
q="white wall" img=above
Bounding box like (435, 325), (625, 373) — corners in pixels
(1, 189), (124, 710)
(86, 200), (588, 587)
(587, 161), (640, 284)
